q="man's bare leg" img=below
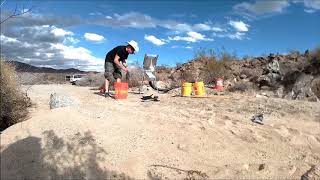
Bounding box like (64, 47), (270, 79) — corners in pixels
(104, 79), (109, 95)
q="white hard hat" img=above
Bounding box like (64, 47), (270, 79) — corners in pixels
(127, 40), (139, 53)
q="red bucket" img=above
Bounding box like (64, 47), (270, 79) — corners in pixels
(114, 82), (128, 100)
(213, 78), (224, 91)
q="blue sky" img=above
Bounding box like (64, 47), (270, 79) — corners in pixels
(0, 0), (320, 71)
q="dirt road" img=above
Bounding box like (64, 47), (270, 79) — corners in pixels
(1, 84), (320, 179)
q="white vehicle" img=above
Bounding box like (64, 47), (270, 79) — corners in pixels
(66, 74), (86, 84)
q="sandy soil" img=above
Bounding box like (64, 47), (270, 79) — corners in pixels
(1, 84), (320, 179)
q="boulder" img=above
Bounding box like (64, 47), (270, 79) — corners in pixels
(291, 74), (316, 101)
(311, 77), (320, 99)
(49, 93), (75, 109)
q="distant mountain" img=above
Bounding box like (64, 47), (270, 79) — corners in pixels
(8, 61), (87, 74)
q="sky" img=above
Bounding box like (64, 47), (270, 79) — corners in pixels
(0, 0), (320, 71)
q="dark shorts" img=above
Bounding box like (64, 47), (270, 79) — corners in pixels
(104, 62), (122, 81)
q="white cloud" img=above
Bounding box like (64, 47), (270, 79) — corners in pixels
(304, 9), (316, 13)
(194, 23), (211, 31)
(98, 12), (226, 34)
(213, 32), (247, 40)
(163, 23), (193, 32)
(51, 43), (104, 71)
(84, 33), (105, 42)
(233, 0), (290, 15)
(228, 32), (246, 40)
(168, 31), (213, 43)
(229, 20), (249, 32)
(64, 37), (80, 44)
(193, 23), (224, 32)
(52, 43), (100, 62)
(211, 27), (224, 32)
(304, 0), (320, 10)
(89, 12), (102, 16)
(46, 53), (54, 58)
(187, 31), (205, 40)
(111, 12), (156, 28)
(0, 34), (19, 43)
(51, 26), (74, 36)
(144, 35), (166, 46)
(171, 45), (193, 49)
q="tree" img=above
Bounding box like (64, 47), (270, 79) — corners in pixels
(0, 0), (33, 24)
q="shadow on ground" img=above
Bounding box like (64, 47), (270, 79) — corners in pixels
(1, 130), (132, 180)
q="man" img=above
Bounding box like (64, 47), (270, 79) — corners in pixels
(102, 40), (139, 97)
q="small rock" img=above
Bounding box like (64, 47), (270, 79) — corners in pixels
(49, 93), (75, 109)
(255, 94), (267, 98)
(240, 74), (247, 79)
(242, 164), (249, 171)
(258, 164), (266, 171)
(251, 113), (264, 125)
(177, 144), (188, 151)
(208, 119), (213, 126)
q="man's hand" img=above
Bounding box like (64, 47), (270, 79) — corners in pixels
(122, 67), (129, 72)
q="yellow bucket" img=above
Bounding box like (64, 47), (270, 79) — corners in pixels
(193, 81), (206, 97)
(181, 82), (192, 96)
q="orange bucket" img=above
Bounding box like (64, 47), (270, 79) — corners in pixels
(114, 82), (128, 100)
(214, 78), (224, 91)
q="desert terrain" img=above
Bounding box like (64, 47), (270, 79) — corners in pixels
(1, 84), (319, 179)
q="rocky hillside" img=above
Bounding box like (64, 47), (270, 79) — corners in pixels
(157, 49), (320, 102)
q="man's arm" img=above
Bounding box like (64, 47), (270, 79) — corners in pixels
(114, 55), (128, 71)
(122, 61), (127, 68)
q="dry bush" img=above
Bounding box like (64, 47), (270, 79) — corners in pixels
(308, 47), (320, 62)
(196, 48), (234, 84)
(127, 67), (143, 87)
(180, 70), (195, 82)
(0, 61), (31, 131)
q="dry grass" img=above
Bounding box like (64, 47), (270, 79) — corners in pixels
(0, 60), (31, 131)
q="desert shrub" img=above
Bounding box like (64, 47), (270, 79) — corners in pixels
(196, 48), (235, 84)
(308, 47), (320, 62)
(176, 63), (183, 69)
(0, 60), (31, 131)
(127, 67), (143, 87)
(180, 70), (195, 83)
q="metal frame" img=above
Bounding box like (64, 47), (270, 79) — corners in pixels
(141, 54), (159, 93)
